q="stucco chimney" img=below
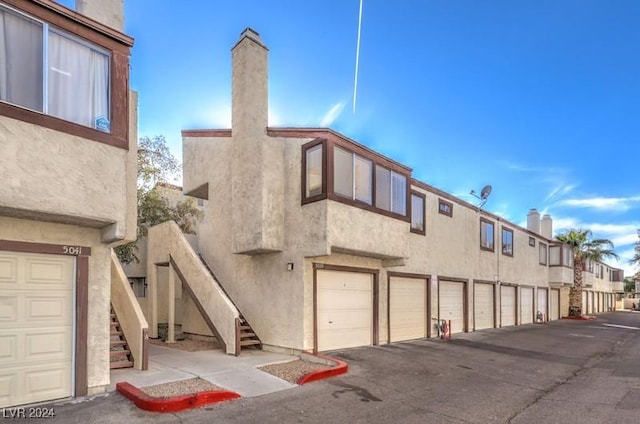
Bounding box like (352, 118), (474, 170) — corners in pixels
(541, 214), (553, 240)
(527, 209), (541, 234)
(232, 28), (268, 137)
(76, 0), (124, 32)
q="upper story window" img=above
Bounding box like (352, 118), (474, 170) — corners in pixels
(438, 198), (453, 217)
(301, 136), (410, 222)
(1, 4), (110, 131)
(410, 191), (425, 235)
(539, 242), (547, 265)
(550, 244), (573, 268)
(480, 218), (495, 251)
(375, 165), (406, 215)
(501, 227), (514, 256)
(304, 141), (324, 199)
(529, 237), (536, 247)
(0, 1), (132, 149)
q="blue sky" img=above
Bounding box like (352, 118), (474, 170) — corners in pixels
(62, 1), (639, 275)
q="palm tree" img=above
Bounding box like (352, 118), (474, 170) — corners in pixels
(556, 229), (619, 317)
(631, 230), (640, 269)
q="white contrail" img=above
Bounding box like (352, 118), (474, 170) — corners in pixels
(353, 0), (364, 114)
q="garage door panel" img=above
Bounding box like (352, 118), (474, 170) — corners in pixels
(317, 270), (373, 352)
(501, 286), (516, 327)
(474, 283), (494, 330)
(550, 289), (560, 320)
(521, 288), (533, 324)
(0, 252), (73, 408)
(440, 281), (465, 334)
(537, 289), (548, 319)
(390, 277), (427, 342)
(0, 256), (17, 282)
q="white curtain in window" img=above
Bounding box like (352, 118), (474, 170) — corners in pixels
(391, 172), (406, 215)
(375, 166), (391, 211)
(354, 155), (372, 204)
(334, 147), (353, 198)
(48, 31), (109, 130)
(0, 7), (43, 111)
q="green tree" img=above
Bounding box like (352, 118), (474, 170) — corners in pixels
(115, 136), (203, 264)
(556, 229), (619, 317)
(624, 277), (636, 293)
(631, 230), (640, 278)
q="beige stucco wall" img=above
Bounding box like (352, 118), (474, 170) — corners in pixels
(0, 217), (111, 393)
(0, 116), (132, 243)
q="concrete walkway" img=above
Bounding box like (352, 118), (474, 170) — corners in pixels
(109, 344), (297, 397)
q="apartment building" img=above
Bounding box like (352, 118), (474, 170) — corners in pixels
(0, 0), (136, 407)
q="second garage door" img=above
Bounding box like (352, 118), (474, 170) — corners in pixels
(537, 288), (548, 321)
(520, 287), (533, 324)
(439, 280), (465, 334)
(550, 289), (560, 321)
(316, 269), (373, 352)
(501, 285), (517, 327)
(389, 276), (427, 342)
(474, 283), (494, 330)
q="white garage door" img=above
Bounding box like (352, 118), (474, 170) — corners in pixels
(317, 270), (373, 351)
(537, 288), (548, 321)
(389, 277), (427, 342)
(439, 281), (465, 334)
(550, 289), (560, 321)
(520, 287), (533, 324)
(0, 251), (74, 408)
(474, 283), (494, 330)
(501, 285), (516, 327)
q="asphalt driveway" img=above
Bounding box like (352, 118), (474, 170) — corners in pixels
(21, 312), (640, 423)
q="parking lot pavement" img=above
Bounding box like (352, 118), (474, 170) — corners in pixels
(18, 312), (640, 423)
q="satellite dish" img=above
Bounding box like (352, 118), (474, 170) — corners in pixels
(480, 185), (492, 200)
(470, 184), (492, 209)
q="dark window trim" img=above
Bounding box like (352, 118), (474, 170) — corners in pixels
(501, 226), (514, 257)
(301, 134), (411, 223)
(438, 198), (453, 217)
(539, 242), (548, 266)
(0, 0), (132, 150)
(528, 237), (535, 247)
(480, 217), (495, 252)
(301, 138), (328, 204)
(410, 190), (426, 235)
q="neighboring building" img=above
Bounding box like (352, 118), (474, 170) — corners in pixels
(136, 28), (623, 356)
(0, 0), (136, 407)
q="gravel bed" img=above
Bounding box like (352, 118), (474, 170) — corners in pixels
(258, 360), (330, 384)
(149, 337), (221, 352)
(141, 378), (222, 398)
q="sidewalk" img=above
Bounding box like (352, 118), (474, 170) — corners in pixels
(110, 344), (296, 397)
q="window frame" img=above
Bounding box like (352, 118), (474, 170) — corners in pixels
(438, 198), (453, 217)
(528, 237), (536, 247)
(301, 138), (328, 204)
(410, 190), (426, 235)
(301, 133), (411, 223)
(501, 227), (514, 257)
(539, 242), (548, 265)
(0, 0), (132, 150)
(479, 217), (495, 252)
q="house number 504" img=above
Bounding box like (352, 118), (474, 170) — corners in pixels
(63, 246), (82, 255)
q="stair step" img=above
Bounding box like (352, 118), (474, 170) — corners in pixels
(110, 360), (134, 369)
(240, 325), (251, 331)
(110, 322), (119, 327)
(110, 349), (130, 357)
(240, 332), (256, 338)
(110, 314), (116, 319)
(110, 330), (123, 336)
(110, 340), (127, 347)
(240, 339), (261, 346)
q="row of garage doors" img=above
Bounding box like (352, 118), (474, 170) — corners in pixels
(582, 291), (613, 314)
(316, 268), (561, 352)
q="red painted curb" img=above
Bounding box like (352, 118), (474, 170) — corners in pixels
(116, 382), (241, 413)
(296, 354), (348, 385)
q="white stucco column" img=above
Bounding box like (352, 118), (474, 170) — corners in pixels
(149, 265), (158, 338)
(167, 264), (176, 343)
